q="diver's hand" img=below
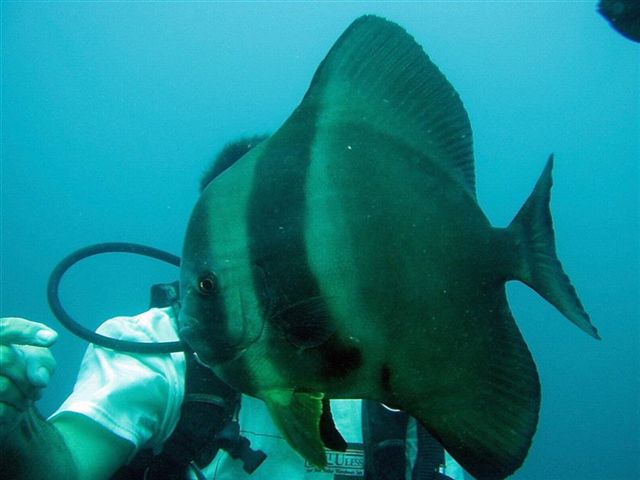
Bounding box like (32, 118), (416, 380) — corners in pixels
(0, 317), (57, 438)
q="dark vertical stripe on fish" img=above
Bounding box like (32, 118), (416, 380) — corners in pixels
(246, 104), (339, 365)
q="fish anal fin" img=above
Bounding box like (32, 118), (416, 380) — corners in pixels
(263, 390), (328, 468)
(399, 303), (540, 480)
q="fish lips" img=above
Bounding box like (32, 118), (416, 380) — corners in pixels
(178, 314), (247, 365)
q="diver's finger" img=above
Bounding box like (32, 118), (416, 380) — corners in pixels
(0, 346), (33, 399)
(0, 344), (22, 380)
(0, 375), (32, 412)
(23, 346), (56, 388)
(0, 317), (58, 347)
(0, 345), (53, 397)
(0, 343), (20, 370)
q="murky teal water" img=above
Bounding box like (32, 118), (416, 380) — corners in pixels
(2, 3), (638, 479)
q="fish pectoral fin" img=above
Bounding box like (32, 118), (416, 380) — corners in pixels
(263, 390), (328, 468)
(273, 296), (337, 349)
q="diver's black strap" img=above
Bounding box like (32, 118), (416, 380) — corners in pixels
(363, 400), (410, 480)
(413, 427), (450, 480)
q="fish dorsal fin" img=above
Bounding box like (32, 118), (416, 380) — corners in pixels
(302, 15), (476, 198)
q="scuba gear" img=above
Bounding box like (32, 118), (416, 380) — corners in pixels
(414, 426), (453, 480)
(213, 421), (268, 473)
(362, 401), (408, 480)
(112, 350), (267, 479)
(112, 280), (266, 479)
(48, 243), (455, 478)
(47, 242), (185, 353)
(48, 243), (266, 477)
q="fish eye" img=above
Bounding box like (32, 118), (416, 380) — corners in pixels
(197, 274), (217, 295)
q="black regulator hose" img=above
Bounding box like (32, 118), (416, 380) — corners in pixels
(47, 242), (187, 354)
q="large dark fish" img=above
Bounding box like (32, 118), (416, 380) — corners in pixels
(598, 0), (640, 42)
(178, 15), (599, 480)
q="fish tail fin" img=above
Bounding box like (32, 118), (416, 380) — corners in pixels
(507, 154), (599, 339)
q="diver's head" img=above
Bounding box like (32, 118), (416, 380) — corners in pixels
(199, 134), (269, 193)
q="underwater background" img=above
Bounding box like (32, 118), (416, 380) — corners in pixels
(2, 2), (638, 479)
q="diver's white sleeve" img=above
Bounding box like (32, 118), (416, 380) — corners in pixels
(49, 307), (186, 455)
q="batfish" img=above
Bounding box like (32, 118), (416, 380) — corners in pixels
(178, 15), (599, 480)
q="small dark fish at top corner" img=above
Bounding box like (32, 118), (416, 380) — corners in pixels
(598, 0), (640, 42)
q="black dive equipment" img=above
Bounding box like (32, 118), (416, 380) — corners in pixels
(47, 242), (186, 353)
(363, 401), (454, 480)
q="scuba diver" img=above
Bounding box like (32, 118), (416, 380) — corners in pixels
(0, 136), (465, 480)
